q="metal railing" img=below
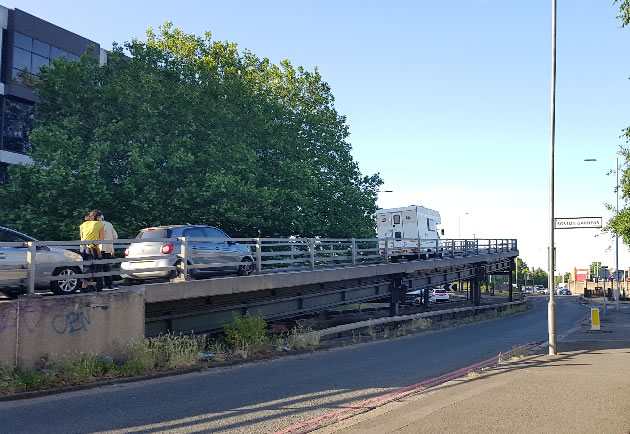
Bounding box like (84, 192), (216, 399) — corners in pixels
(0, 237), (517, 294)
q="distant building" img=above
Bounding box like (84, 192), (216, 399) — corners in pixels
(0, 5), (108, 182)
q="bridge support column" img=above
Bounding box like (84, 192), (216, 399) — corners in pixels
(473, 268), (483, 306)
(389, 275), (407, 317)
(508, 263), (514, 302)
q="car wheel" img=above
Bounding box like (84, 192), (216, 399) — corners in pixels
(51, 267), (80, 295)
(238, 258), (254, 276)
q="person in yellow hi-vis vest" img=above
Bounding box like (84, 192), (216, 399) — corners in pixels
(79, 209), (104, 291)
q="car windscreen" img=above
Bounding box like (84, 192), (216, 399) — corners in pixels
(136, 229), (169, 239)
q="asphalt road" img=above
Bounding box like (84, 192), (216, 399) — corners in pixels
(0, 296), (588, 434)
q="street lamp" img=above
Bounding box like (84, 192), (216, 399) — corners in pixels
(584, 157), (620, 311)
(458, 212), (469, 239)
(548, 0), (557, 356)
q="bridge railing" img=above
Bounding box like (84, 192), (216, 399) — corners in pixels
(0, 237), (517, 295)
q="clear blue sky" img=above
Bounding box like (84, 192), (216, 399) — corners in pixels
(10, 1), (630, 275)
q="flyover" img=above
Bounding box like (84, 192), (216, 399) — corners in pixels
(143, 247), (517, 336)
(1, 236), (518, 336)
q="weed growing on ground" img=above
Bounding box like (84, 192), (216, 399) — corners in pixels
(222, 312), (268, 353)
(467, 370), (481, 378)
(382, 327), (390, 338)
(45, 353), (117, 382)
(411, 318), (432, 331)
(367, 324), (377, 340)
(288, 326), (320, 349)
(395, 323), (410, 337)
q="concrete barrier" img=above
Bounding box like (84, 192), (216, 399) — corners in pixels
(312, 300), (527, 339)
(0, 287), (145, 370)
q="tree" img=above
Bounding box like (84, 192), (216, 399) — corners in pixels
(615, 0), (630, 27)
(563, 271), (571, 282)
(589, 261), (602, 276)
(0, 24), (382, 240)
(532, 268), (549, 288)
(513, 258), (530, 287)
(608, 2), (630, 241)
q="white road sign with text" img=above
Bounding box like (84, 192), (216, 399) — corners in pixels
(554, 217), (602, 229)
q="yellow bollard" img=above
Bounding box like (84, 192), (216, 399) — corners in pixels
(591, 308), (600, 331)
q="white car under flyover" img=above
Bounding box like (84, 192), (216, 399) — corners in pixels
(429, 288), (449, 303)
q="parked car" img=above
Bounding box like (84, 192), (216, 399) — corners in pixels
(559, 288), (571, 295)
(120, 225), (255, 284)
(429, 288), (449, 303)
(0, 226), (83, 295)
(406, 289), (424, 304)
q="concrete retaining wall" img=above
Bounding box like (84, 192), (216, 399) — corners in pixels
(0, 287), (145, 370)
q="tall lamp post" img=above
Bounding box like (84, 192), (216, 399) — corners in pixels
(547, 0), (557, 356)
(584, 157), (620, 311)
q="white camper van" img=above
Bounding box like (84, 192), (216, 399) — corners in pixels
(375, 205), (444, 261)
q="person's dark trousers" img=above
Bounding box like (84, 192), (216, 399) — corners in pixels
(81, 250), (103, 291)
(102, 252), (113, 289)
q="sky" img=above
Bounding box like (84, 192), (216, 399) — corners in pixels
(10, 0), (630, 276)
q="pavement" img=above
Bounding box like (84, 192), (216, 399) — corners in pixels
(316, 302), (630, 434)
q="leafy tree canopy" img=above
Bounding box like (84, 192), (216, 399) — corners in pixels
(607, 2), (630, 243)
(0, 23), (382, 240)
(615, 0), (630, 27)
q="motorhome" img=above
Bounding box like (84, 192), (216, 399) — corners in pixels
(375, 205), (444, 261)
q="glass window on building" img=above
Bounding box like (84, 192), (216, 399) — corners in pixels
(2, 99), (34, 154)
(50, 46), (68, 60)
(31, 53), (49, 74)
(13, 47), (31, 72)
(11, 33), (81, 88)
(32, 39), (51, 58)
(14, 32), (32, 51)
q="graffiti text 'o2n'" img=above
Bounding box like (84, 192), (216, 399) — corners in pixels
(52, 311), (91, 335)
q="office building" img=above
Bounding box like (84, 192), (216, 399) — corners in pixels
(0, 5), (107, 182)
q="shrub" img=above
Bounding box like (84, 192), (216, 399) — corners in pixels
(223, 312), (268, 352)
(123, 334), (206, 371)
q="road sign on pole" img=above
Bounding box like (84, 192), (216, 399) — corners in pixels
(554, 217), (602, 229)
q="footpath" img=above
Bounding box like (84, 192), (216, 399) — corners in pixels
(318, 302), (630, 434)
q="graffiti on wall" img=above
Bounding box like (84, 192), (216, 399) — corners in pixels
(52, 310), (91, 334)
(0, 301), (96, 336)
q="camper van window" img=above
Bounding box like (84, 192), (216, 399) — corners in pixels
(393, 215), (401, 225)
(426, 218), (430, 230)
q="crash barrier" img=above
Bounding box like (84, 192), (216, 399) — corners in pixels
(0, 287), (145, 370)
(583, 289), (615, 299)
(310, 300), (527, 340)
(0, 237), (517, 294)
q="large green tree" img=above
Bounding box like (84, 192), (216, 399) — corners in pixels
(513, 257), (530, 287)
(608, 2), (630, 241)
(0, 24), (382, 240)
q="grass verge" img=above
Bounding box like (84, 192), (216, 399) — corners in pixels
(0, 303), (528, 396)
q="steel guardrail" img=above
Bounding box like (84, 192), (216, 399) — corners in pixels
(0, 236), (518, 294)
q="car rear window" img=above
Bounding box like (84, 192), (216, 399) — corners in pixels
(205, 227), (228, 238)
(136, 229), (169, 239)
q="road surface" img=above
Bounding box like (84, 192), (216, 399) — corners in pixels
(0, 296), (587, 433)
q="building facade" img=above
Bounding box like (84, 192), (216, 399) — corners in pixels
(0, 5), (107, 182)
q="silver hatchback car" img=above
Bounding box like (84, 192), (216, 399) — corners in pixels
(0, 226), (83, 295)
(120, 225), (255, 284)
